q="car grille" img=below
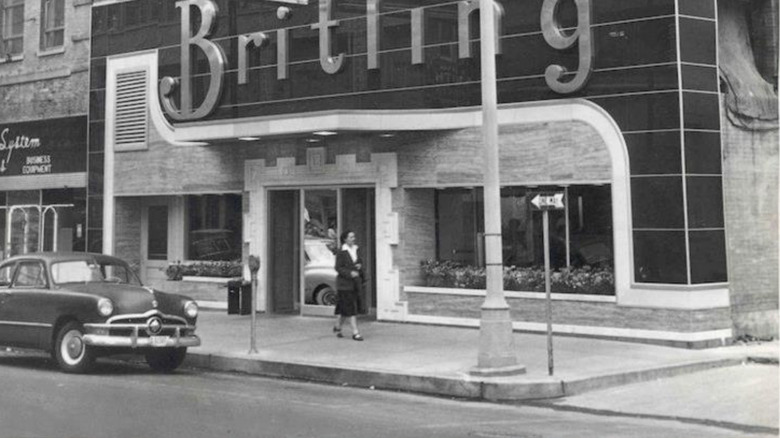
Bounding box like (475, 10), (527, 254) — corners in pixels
(108, 326), (195, 337)
(104, 311), (194, 337)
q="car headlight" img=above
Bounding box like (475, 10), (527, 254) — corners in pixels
(97, 298), (114, 317)
(184, 301), (198, 318)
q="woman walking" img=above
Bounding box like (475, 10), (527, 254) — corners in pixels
(333, 230), (364, 341)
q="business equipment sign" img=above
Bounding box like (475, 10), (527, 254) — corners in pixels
(0, 117), (87, 177)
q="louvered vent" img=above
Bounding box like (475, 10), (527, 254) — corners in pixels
(114, 70), (148, 151)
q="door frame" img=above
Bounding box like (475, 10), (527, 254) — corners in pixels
(245, 152), (401, 320)
(297, 186), (375, 317)
(139, 196), (185, 285)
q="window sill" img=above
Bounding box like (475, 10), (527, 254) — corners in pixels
(404, 285), (617, 303)
(0, 54), (23, 64)
(180, 276), (233, 285)
(38, 47), (65, 58)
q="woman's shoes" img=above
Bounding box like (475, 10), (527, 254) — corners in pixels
(334, 326), (363, 341)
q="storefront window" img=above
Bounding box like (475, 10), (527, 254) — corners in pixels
(186, 194), (242, 261)
(435, 188), (483, 266)
(435, 185), (613, 271)
(147, 206), (168, 261)
(0, 189), (85, 259)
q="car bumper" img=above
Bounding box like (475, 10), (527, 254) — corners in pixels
(83, 324), (201, 348)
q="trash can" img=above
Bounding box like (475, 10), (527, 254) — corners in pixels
(227, 279), (242, 315)
(239, 281), (252, 315)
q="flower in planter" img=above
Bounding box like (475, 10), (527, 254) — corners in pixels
(165, 261), (184, 281)
(421, 259), (615, 295)
(165, 260), (244, 279)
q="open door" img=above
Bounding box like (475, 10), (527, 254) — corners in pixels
(268, 190), (300, 313)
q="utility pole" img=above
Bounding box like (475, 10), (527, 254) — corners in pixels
(471, 0), (525, 377)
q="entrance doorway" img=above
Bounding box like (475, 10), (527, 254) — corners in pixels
(267, 187), (376, 316)
(140, 200), (174, 285)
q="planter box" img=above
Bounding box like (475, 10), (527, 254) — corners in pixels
(404, 285), (616, 303)
(149, 278), (229, 303)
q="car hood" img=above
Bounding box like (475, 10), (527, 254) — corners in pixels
(64, 283), (194, 318)
(306, 260), (337, 270)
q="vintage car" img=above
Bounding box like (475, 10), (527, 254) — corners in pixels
(303, 238), (337, 306)
(0, 252), (200, 373)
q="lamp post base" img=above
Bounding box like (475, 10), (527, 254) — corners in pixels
(471, 305), (526, 377)
(469, 364), (527, 377)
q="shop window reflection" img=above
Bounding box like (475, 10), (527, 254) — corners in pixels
(186, 194), (242, 262)
(434, 184), (613, 272)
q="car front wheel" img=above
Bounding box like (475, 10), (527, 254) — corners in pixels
(54, 321), (95, 374)
(145, 348), (187, 373)
(315, 286), (337, 306)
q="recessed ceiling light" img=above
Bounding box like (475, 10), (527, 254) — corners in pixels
(305, 138), (321, 143)
(238, 137), (259, 141)
(312, 131), (337, 136)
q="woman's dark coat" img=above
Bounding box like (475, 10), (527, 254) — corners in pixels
(335, 247), (363, 291)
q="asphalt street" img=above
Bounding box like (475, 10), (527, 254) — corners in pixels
(0, 349), (776, 438)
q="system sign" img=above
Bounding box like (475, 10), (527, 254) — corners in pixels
(0, 117), (87, 177)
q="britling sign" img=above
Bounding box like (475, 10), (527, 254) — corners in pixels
(160, 0), (594, 122)
(0, 128), (51, 175)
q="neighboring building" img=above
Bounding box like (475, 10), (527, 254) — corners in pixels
(719, 0), (778, 339)
(86, 0), (777, 347)
(0, 0), (92, 259)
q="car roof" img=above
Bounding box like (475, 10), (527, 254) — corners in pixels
(1, 252), (126, 265)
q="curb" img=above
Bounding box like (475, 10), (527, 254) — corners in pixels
(184, 352), (484, 398)
(181, 352), (754, 401)
(748, 355), (780, 365)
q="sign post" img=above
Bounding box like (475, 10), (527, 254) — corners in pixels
(248, 255), (261, 354)
(530, 192), (565, 376)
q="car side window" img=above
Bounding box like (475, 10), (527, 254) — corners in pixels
(0, 264), (14, 287)
(13, 262), (48, 288)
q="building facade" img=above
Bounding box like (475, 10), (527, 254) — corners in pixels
(0, 0), (92, 259)
(85, 0), (778, 347)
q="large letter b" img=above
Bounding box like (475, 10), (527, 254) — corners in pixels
(160, 0), (225, 121)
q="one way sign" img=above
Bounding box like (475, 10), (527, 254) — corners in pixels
(530, 192), (565, 210)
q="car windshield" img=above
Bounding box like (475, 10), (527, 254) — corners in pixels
(305, 239), (336, 266)
(51, 260), (142, 286)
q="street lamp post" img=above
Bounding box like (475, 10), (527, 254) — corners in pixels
(471, 0), (525, 377)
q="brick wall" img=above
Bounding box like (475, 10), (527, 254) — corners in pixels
(114, 131), (250, 195)
(0, 0), (90, 122)
(396, 188), (436, 296)
(407, 293), (732, 333)
(114, 197), (142, 270)
(721, 103), (779, 338)
(393, 121), (610, 187)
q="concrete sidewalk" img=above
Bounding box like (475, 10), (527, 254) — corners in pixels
(184, 310), (779, 403)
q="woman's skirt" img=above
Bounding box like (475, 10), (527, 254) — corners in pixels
(335, 280), (363, 316)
